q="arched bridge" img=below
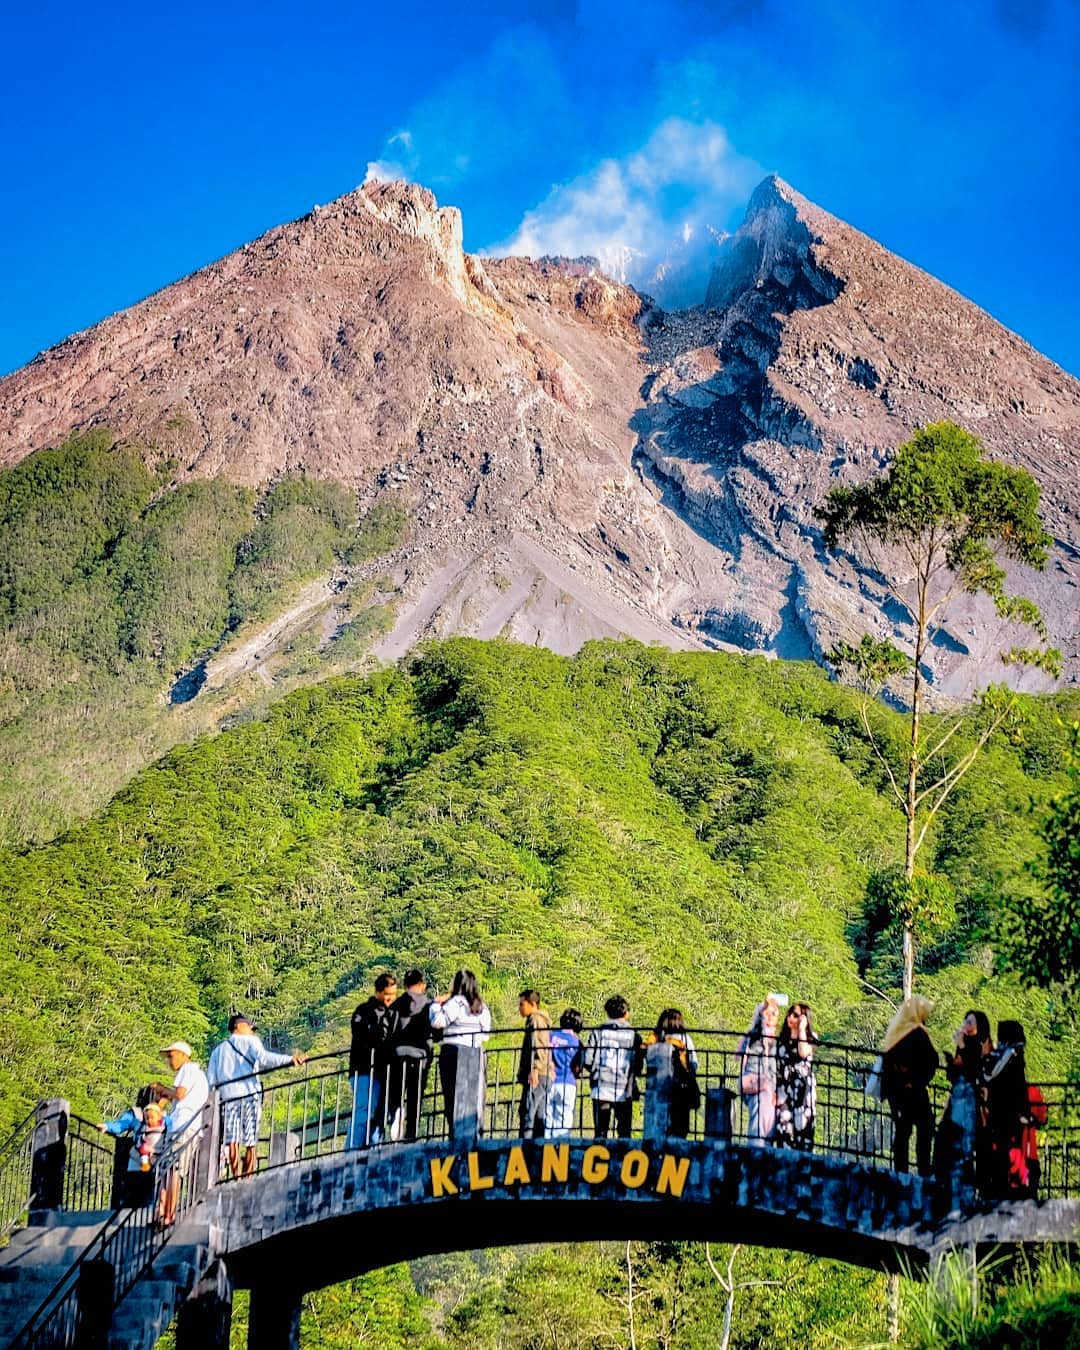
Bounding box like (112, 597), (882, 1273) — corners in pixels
(3, 1030), (1077, 1348)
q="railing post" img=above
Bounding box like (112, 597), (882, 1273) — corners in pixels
(450, 1048), (483, 1145)
(176, 1258), (233, 1349)
(29, 1097), (69, 1215)
(193, 1092), (221, 1197)
(643, 1044), (673, 1145)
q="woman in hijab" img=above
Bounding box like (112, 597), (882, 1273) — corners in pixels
(940, 1008), (994, 1196)
(738, 996), (780, 1146)
(985, 1019), (1034, 1198)
(880, 996), (939, 1175)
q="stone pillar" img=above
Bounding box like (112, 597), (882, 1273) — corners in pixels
(176, 1259), (233, 1349)
(643, 1043), (674, 1144)
(705, 1086), (734, 1140)
(269, 1130), (301, 1167)
(29, 1097), (69, 1214)
(450, 1047), (484, 1145)
(192, 1093), (222, 1196)
(248, 1283), (302, 1349)
(944, 1078), (978, 1215)
(76, 1255), (114, 1349)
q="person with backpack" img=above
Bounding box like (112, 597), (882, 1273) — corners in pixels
(583, 995), (643, 1138)
(880, 996), (939, 1176)
(545, 1009), (584, 1138)
(207, 1014), (306, 1177)
(644, 1008), (700, 1139)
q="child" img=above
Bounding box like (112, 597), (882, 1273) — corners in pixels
(545, 1009), (584, 1138)
(99, 1085), (170, 1207)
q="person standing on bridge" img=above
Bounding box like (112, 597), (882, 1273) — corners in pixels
(430, 969), (492, 1139)
(938, 1009), (994, 1200)
(517, 990), (554, 1139)
(583, 995), (643, 1138)
(388, 970), (434, 1141)
(985, 1019), (1039, 1198)
(775, 1003), (817, 1150)
(880, 996), (938, 1176)
(349, 974), (400, 1148)
(157, 1041), (209, 1226)
(738, 997), (780, 1146)
(545, 1009), (584, 1138)
(207, 1015), (306, 1178)
(644, 1009), (700, 1139)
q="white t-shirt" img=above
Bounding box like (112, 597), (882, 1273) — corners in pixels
(169, 1059), (209, 1139)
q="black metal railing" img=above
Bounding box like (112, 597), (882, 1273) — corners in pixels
(62, 1117), (114, 1215)
(12, 1108), (214, 1349)
(213, 1030), (1078, 1201)
(8, 1028), (1078, 1346)
(0, 1108), (39, 1243)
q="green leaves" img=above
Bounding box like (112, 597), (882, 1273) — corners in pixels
(999, 722), (1080, 990)
(827, 635), (912, 693)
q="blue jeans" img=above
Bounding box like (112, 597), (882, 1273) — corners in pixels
(348, 1073), (384, 1148)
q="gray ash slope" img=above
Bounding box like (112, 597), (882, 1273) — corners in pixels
(1, 174), (1077, 698)
(633, 176), (1080, 696)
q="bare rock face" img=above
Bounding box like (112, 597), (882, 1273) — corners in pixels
(635, 176), (1080, 696)
(1, 175), (1077, 697)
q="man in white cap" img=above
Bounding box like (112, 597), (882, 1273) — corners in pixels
(157, 1041), (209, 1225)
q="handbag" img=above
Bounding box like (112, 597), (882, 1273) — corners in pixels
(740, 1071), (762, 1097)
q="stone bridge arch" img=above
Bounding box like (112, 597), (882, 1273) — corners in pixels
(204, 1137), (1078, 1346)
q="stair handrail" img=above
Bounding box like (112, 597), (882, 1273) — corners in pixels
(0, 1108), (40, 1243)
(11, 1099), (218, 1349)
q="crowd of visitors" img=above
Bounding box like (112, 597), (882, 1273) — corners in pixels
(105, 976), (1049, 1214)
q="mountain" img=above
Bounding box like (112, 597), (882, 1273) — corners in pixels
(1, 175), (1078, 699)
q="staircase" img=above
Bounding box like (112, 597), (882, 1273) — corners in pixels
(0, 1209), (212, 1348)
(0, 1213), (113, 1344)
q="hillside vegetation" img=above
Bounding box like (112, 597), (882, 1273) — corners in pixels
(2, 637), (1075, 1134)
(0, 432), (404, 845)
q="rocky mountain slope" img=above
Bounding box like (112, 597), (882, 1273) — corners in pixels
(1, 175), (1077, 697)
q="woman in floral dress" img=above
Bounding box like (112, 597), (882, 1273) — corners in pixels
(775, 1003), (817, 1150)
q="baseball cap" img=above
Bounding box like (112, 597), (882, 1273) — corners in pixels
(160, 1041), (193, 1056)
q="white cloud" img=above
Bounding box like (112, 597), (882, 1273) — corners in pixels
(364, 130), (416, 184)
(492, 118), (762, 309)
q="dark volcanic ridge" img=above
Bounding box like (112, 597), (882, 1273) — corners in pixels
(1, 174), (1078, 698)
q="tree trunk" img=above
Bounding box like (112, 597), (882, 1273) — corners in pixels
(903, 573), (928, 1001)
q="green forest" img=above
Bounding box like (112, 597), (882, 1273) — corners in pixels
(0, 431), (403, 846)
(2, 434), (1078, 1345)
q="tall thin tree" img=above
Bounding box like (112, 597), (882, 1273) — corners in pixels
(816, 421), (1060, 997)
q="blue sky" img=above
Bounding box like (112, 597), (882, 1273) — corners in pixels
(1, 0), (1078, 376)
